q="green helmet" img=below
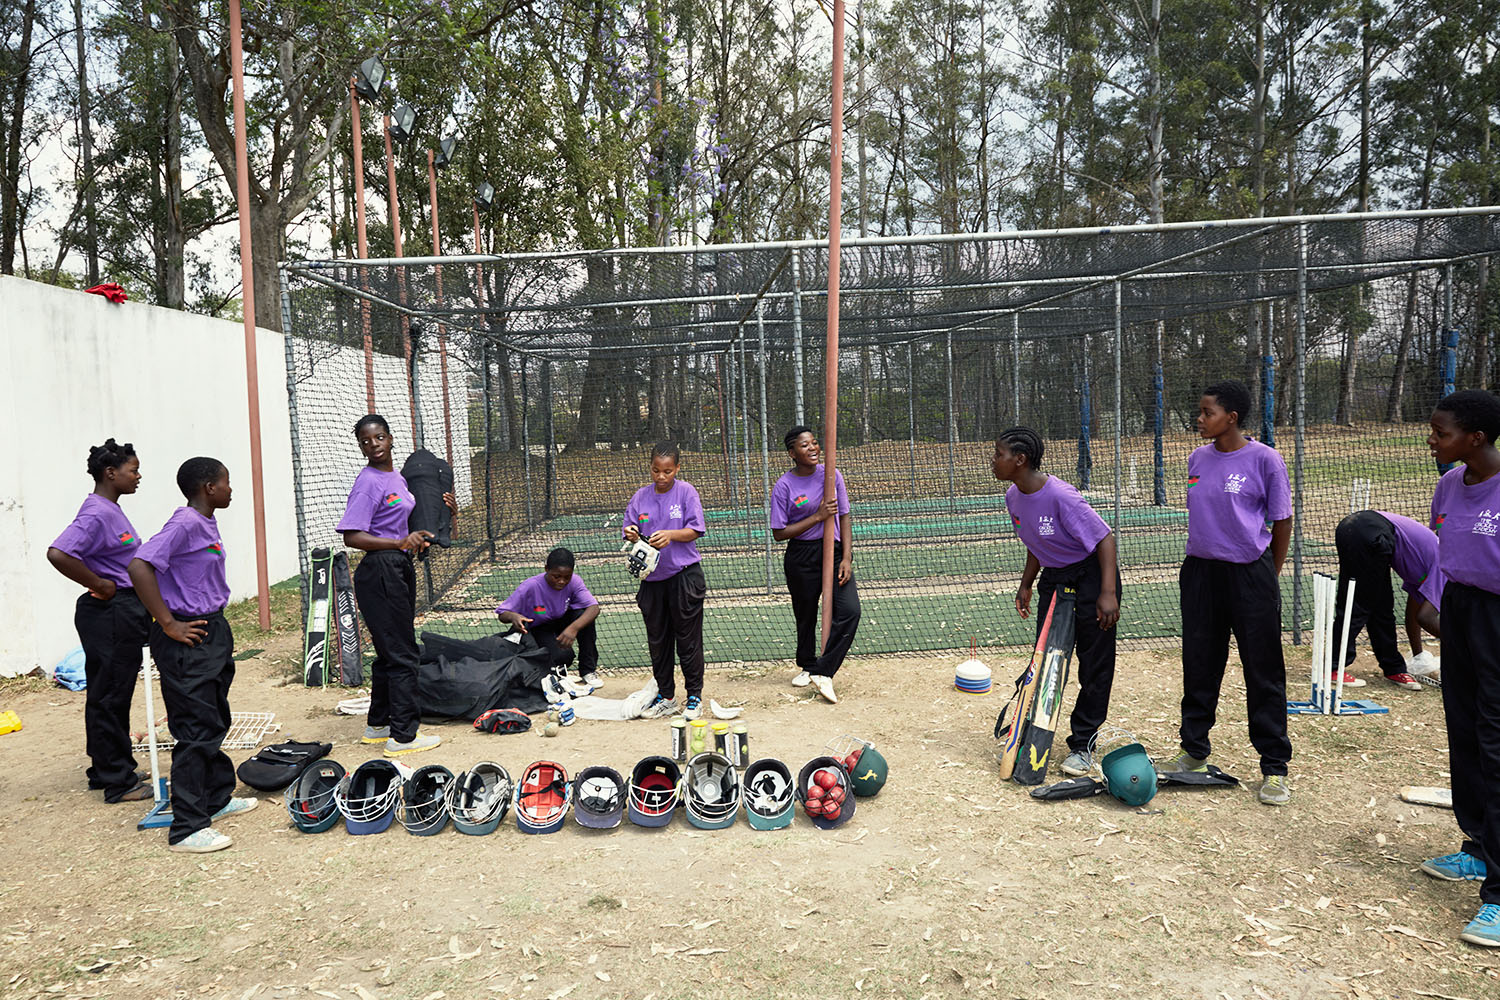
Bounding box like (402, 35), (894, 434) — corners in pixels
(1100, 742), (1157, 807)
(849, 745), (889, 797)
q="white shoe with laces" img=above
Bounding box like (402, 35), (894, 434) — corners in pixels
(169, 827), (232, 854)
(811, 675), (837, 704)
(791, 671), (811, 688)
(212, 797), (258, 820)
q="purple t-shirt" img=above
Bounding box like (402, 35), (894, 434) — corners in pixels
(1376, 511), (1443, 608)
(1429, 467), (1500, 596)
(1185, 440), (1292, 563)
(336, 466), (414, 541)
(770, 465), (849, 542)
(623, 479), (706, 582)
(1005, 476), (1112, 569)
(134, 506), (230, 616)
(497, 573), (598, 621)
(50, 494), (143, 590)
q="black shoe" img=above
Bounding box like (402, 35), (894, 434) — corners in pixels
(108, 781), (154, 803)
(90, 769), (146, 791)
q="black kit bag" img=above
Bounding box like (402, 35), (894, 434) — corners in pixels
(236, 740), (334, 792)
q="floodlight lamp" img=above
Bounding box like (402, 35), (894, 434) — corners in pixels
(434, 136), (457, 168)
(353, 56), (386, 103)
(390, 103), (417, 143)
(474, 181), (494, 211)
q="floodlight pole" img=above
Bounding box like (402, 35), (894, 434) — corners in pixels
(227, 0), (270, 629)
(427, 150), (454, 466)
(349, 80), (375, 411)
(820, 0), (846, 650)
(384, 114), (419, 446)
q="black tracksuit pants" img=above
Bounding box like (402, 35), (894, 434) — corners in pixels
(783, 539), (861, 678)
(636, 563), (707, 701)
(528, 607), (600, 675)
(1179, 549), (1292, 776)
(75, 589), (150, 800)
(354, 549), (421, 743)
(1439, 581), (1500, 905)
(1332, 511), (1408, 678)
(1036, 551), (1119, 754)
(150, 611), (235, 845)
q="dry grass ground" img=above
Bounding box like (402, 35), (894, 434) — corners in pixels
(0, 610), (1495, 1000)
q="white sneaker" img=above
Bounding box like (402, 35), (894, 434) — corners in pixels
(791, 671), (811, 688)
(811, 675), (837, 704)
(211, 797), (259, 820)
(169, 827), (233, 854)
(641, 696), (679, 719)
(582, 672), (602, 690)
(384, 732), (441, 757)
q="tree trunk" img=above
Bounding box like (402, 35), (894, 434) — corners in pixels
(1336, 9), (1373, 425)
(1, 0), (37, 275)
(163, 10), (186, 308)
(74, 0), (98, 285)
(1386, 132), (1439, 421)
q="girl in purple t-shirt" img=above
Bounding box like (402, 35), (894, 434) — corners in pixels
(623, 442), (708, 720)
(337, 415), (455, 759)
(45, 439), (151, 804)
(496, 547), (602, 686)
(770, 426), (861, 704)
(992, 426), (1119, 775)
(1171, 380), (1294, 807)
(1422, 389), (1500, 945)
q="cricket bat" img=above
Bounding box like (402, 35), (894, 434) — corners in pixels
(1010, 585), (1079, 786)
(995, 591), (1058, 780)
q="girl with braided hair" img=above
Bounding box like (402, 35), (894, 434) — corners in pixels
(992, 426), (1120, 774)
(46, 439), (152, 803)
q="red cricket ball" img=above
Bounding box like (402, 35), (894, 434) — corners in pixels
(805, 783), (825, 800)
(825, 786), (845, 804)
(814, 769), (838, 790)
(843, 751), (862, 771)
(805, 798), (824, 816)
(821, 803), (841, 821)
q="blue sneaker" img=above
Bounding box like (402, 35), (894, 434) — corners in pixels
(1461, 904), (1500, 947)
(1422, 852), (1488, 882)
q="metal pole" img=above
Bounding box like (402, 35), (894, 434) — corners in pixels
(1154, 320), (1167, 504)
(758, 304), (773, 595)
(482, 342), (494, 558)
(945, 328), (956, 512)
(1114, 281), (1123, 532)
(792, 248), (806, 424)
(521, 357), (533, 528)
(350, 80), (375, 411)
(227, 0), (270, 629)
(1011, 313), (1021, 424)
(1293, 223), (1309, 644)
(428, 150), (454, 466)
(907, 341), (917, 499)
(383, 115), (419, 445)
(725, 348), (740, 518)
(279, 270), (309, 618)
(739, 332), (753, 543)
(1078, 337), (1092, 490)
(821, 0), (847, 650)
(1261, 344), (1276, 448)
(1440, 265), (1460, 474)
(543, 359), (555, 520)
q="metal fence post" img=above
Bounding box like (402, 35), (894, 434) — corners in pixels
(1078, 336), (1092, 490)
(482, 340), (494, 559)
(907, 340), (917, 499)
(1154, 320), (1166, 505)
(1440, 265), (1460, 474)
(542, 358), (555, 520)
(278, 269), (310, 617)
(758, 303), (773, 593)
(1114, 281), (1123, 532)
(738, 331), (753, 542)
(521, 356), (533, 529)
(1011, 313), (1021, 425)
(945, 329), (956, 512)
(1293, 222), (1309, 644)
(792, 249), (806, 425)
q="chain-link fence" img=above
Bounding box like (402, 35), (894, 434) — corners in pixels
(280, 208), (1500, 671)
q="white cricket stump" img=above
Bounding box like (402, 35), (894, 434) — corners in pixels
(1287, 574), (1388, 716)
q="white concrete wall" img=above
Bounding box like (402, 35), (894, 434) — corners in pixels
(0, 276), (298, 677)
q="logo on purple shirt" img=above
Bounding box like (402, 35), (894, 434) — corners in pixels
(118, 531), (136, 546)
(532, 604), (550, 618)
(637, 513), (651, 525)
(206, 542), (224, 556)
(1187, 475), (1200, 491)
(793, 495), (810, 508)
(383, 493), (404, 507)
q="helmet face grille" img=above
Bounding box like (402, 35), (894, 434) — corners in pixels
(448, 763), (512, 828)
(685, 753), (740, 824)
(336, 761), (402, 823)
(286, 761), (346, 831)
(401, 766), (454, 834)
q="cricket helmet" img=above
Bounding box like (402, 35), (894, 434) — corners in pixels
(683, 752), (741, 830)
(335, 759), (403, 835)
(741, 758), (795, 830)
(574, 765), (626, 830)
(284, 759), (345, 834)
(1091, 725), (1158, 807)
(827, 734), (889, 797)
(627, 755), (681, 828)
(446, 761), (512, 835)
(796, 756), (856, 830)
(514, 760), (571, 834)
(400, 763), (454, 836)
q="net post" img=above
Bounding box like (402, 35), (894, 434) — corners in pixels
(1293, 222), (1308, 645)
(758, 303), (773, 595)
(349, 80), (375, 412)
(906, 340), (917, 500)
(1153, 320), (1166, 505)
(792, 249), (806, 424)
(1011, 313), (1021, 424)
(738, 332), (753, 543)
(1113, 281), (1123, 532)
(945, 328), (956, 513)
(427, 150), (455, 467)
(382, 113), (419, 447)
(482, 341), (494, 560)
(821, 0), (846, 652)
(1261, 348), (1275, 447)
(1078, 336), (1092, 490)
(521, 356), (533, 529)
(279, 267), (310, 621)
(542, 358), (555, 521)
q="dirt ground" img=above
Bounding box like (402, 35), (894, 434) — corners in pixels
(0, 621), (1495, 1000)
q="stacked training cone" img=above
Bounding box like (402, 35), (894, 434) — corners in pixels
(954, 658), (991, 695)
